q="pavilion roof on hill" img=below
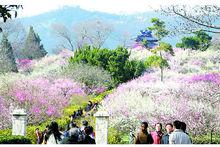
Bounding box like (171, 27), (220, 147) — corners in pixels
(133, 30), (158, 49)
(136, 30), (158, 42)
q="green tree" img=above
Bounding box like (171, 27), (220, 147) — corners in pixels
(176, 30), (212, 51)
(0, 5), (22, 22)
(147, 17), (169, 41)
(0, 5), (22, 32)
(146, 18), (174, 81)
(70, 46), (146, 86)
(21, 26), (47, 59)
(0, 34), (18, 73)
(176, 36), (200, 50)
(146, 42), (173, 82)
(107, 47), (130, 84)
(145, 55), (168, 82)
(141, 38), (148, 48)
(152, 42), (174, 55)
(195, 30), (212, 51)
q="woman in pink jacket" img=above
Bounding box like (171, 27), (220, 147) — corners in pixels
(150, 123), (164, 144)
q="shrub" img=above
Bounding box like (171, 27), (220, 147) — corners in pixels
(169, 48), (220, 74)
(61, 63), (113, 94)
(128, 48), (153, 61)
(70, 46), (146, 86)
(176, 30), (212, 51)
(0, 135), (32, 144)
(108, 127), (123, 144)
(108, 127), (130, 144)
(192, 134), (220, 144)
(16, 59), (33, 73)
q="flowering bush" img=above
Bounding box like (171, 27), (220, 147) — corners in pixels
(61, 63), (113, 94)
(17, 49), (73, 77)
(100, 71), (220, 136)
(128, 48), (153, 61)
(0, 76), (85, 128)
(129, 47), (220, 74)
(16, 59), (34, 73)
(168, 48), (220, 74)
(0, 96), (10, 130)
(0, 49), (86, 129)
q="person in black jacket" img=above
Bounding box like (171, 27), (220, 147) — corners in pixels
(80, 126), (95, 144)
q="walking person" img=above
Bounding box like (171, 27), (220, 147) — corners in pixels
(169, 120), (192, 144)
(61, 122), (80, 144)
(63, 123), (71, 138)
(80, 126), (96, 144)
(71, 111), (76, 120)
(41, 125), (49, 144)
(135, 122), (154, 144)
(35, 128), (42, 144)
(161, 123), (173, 144)
(151, 123), (164, 144)
(80, 121), (89, 132)
(44, 121), (64, 144)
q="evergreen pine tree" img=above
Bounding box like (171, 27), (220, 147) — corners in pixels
(0, 34), (18, 73)
(21, 26), (47, 59)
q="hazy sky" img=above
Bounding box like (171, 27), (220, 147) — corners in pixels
(2, 0), (220, 17)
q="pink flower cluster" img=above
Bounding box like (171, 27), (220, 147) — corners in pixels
(16, 59), (33, 72)
(1, 77), (86, 126)
(189, 73), (220, 84)
(101, 71), (220, 136)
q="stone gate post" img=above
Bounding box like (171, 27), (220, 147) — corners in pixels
(94, 110), (109, 144)
(12, 109), (27, 136)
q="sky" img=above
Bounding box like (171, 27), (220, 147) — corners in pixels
(2, 0), (220, 18)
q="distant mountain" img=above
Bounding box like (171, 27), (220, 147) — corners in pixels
(17, 6), (182, 53)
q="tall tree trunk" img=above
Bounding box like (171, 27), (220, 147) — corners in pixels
(159, 51), (164, 82)
(160, 67), (163, 82)
(210, 128), (213, 144)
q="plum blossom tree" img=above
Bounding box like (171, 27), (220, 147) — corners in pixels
(101, 71), (220, 137)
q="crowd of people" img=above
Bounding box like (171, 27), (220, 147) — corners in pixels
(134, 120), (192, 144)
(35, 101), (99, 144)
(35, 120), (95, 144)
(70, 101), (99, 120)
(35, 99), (192, 144)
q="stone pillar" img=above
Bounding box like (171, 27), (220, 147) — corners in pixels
(94, 110), (109, 144)
(12, 109), (27, 136)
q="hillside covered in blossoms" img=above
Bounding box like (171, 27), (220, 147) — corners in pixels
(101, 48), (220, 137)
(0, 4), (220, 145)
